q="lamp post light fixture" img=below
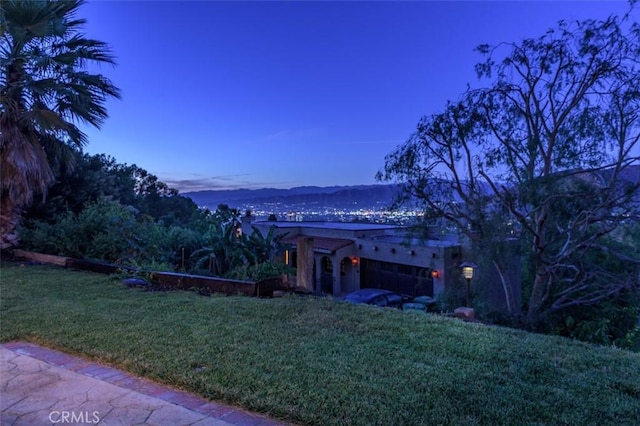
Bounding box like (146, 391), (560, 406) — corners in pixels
(460, 262), (478, 307)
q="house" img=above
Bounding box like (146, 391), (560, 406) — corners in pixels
(242, 217), (462, 297)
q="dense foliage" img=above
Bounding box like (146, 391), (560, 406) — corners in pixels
(18, 151), (291, 280)
(18, 151), (205, 270)
(24, 150), (205, 227)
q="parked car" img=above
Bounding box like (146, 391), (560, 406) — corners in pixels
(342, 288), (410, 308)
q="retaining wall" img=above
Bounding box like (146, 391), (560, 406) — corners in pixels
(11, 250), (285, 297)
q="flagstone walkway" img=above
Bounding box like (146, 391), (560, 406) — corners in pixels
(1, 341), (291, 426)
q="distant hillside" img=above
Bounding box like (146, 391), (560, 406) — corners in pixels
(599, 164), (640, 204)
(183, 184), (402, 210)
(183, 165), (640, 211)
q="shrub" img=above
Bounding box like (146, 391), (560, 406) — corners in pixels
(225, 262), (295, 282)
(547, 289), (640, 348)
(19, 198), (173, 266)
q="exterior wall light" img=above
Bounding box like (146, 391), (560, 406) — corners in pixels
(351, 257), (359, 266)
(430, 270), (439, 279)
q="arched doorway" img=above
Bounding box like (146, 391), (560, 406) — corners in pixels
(320, 256), (333, 295)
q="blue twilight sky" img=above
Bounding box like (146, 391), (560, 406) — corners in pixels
(78, 1), (633, 192)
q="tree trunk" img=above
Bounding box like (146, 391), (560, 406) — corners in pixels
(493, 260), (517, 315)
(0, 195), (21, 250)
(526, 268), (549, 326)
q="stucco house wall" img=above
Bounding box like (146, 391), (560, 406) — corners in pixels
(247, 219), (461, 297)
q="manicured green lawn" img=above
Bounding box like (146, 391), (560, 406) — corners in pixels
(2, 263), (639, 425)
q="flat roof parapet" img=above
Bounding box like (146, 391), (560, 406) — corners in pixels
(368, 235), (459, 247)
(253, 221), (402, 231)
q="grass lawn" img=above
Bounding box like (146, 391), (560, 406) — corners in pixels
(1, 263), (639, 425)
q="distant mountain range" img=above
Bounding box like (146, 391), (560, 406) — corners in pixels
(182, 164), (640, 212)
(183, 184), (402, 210)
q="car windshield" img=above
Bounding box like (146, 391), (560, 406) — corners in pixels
(371, 295), (387, 306)
(387, 294), (402, 304)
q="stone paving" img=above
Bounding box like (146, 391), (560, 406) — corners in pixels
(1, 342), (291, 426)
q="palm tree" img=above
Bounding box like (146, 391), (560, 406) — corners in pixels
(191, 220), (248, 276)
(0, 0), (120, 249)
(246, 225), (288, 264)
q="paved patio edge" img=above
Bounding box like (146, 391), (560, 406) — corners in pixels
(1, 341), (292, 426)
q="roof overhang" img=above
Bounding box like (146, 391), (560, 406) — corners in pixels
(281, 234), (354, 255)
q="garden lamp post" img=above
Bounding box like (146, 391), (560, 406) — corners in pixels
(460, 262), (478, 307)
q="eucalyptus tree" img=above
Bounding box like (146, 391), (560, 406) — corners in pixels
(378, 12), (640, 326)
(0, 0), (120, 249)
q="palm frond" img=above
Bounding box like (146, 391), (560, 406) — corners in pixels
(1, 0), (120, 247)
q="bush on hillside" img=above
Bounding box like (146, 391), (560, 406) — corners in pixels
(20, 198), (172, 266)
(546, 289), (640, 348)
(225, 262), (296, 282)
